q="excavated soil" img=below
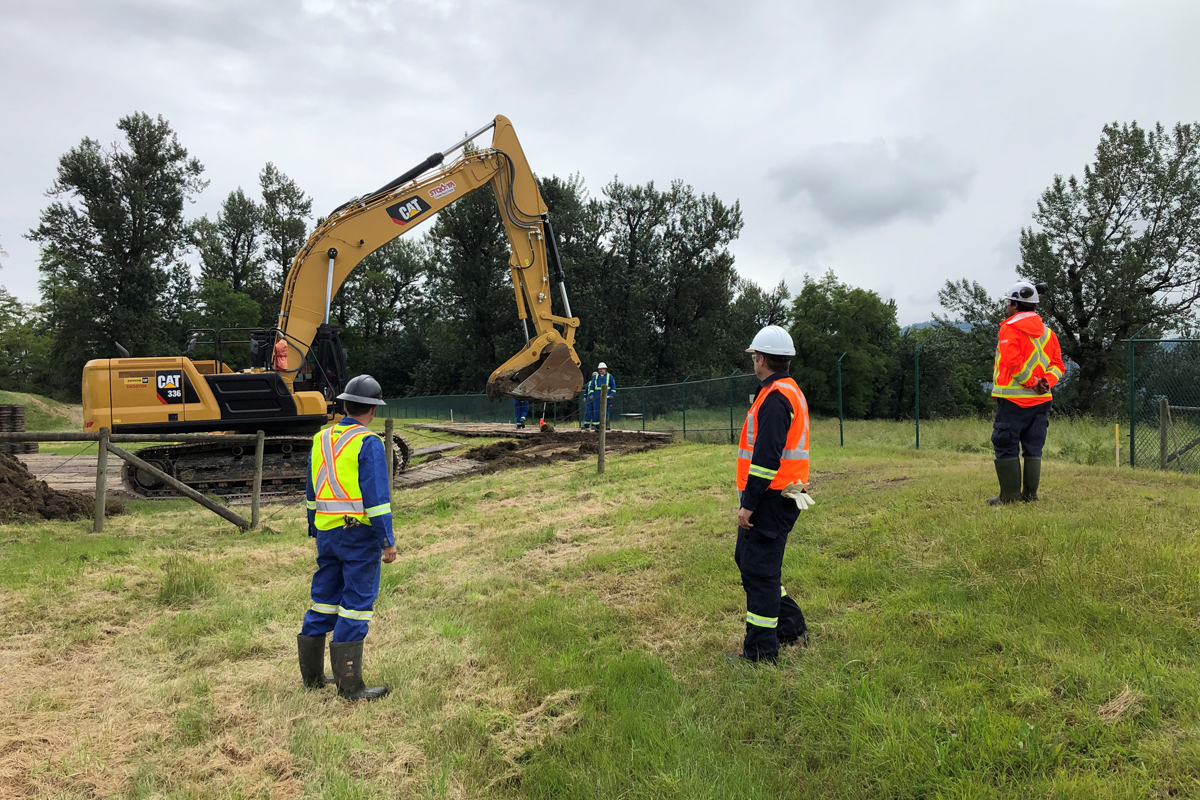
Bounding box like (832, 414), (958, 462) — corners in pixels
(463, 432), (664, 473)
(0, 455), (124, 522)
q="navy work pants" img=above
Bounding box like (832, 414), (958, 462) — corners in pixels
(991, 399), (1050, 460)
(734, 525), (806, 661)
(300, 526), (382, 643)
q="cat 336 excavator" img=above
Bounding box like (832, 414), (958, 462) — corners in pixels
(81, 115), (585, 496)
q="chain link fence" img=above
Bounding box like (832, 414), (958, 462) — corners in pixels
(1128, 338), (1200, 472)
(384, 373), (764, 443)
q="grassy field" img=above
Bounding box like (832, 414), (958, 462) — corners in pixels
(1, 423), (1198, 798)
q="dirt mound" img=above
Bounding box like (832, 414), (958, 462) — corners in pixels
(463, 432), (663, 473)
(0, 454), (124, 522)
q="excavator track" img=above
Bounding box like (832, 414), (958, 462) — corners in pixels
(122, 434), (412, 498)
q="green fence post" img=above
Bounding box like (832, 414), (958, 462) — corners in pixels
(681, 375), (691, 442)
(914, 343), (923, 450)
(837, 352), (847, 447)
(1129, 337), (1137, 467)
(729, 374), (735, 445)
(642, 380), (649, 431)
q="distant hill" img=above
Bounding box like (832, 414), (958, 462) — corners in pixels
(0, 391), (81, 431)
(900, 320), (973, 334)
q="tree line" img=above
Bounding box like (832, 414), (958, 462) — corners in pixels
(3, 114), (1198, 416)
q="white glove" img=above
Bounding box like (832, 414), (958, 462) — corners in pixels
(782, 482), (816, 511)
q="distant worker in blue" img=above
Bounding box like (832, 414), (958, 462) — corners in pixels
(582, 371), (599, 429)
(514, 399), (531, 429)
(297, 375), (396, 702)
(594, 362), (616, 428)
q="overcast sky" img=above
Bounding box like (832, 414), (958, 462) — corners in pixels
(1, 0), (1196, 324)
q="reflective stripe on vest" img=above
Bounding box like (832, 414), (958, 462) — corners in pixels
(736, 377), (811, 491)
(311, 424), (377, 529)
(992, 320), (1055, 399)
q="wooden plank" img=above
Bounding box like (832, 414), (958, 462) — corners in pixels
(404, 423), (671, 441)
(0, 432), (262, 443)
(393, 456), (486, 488)
(17, 454), (139, 498)
(411, 442), (462, 456)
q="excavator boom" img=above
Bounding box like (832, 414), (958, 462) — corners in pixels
(277, 115), (584, 402)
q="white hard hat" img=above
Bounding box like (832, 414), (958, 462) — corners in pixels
(746, 325), (795, 357)
(597, 362), (607, 369)
(1005, 281), (1040, 305)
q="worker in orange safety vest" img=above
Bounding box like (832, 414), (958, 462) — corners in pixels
(989, 281), (1065, 505)
(730, 325), (812, 664)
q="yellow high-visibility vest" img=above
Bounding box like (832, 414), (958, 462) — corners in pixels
(309, 422), (378, 530)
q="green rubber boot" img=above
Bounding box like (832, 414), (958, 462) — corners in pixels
(987, 458), (1023, 506)
(1022, 457), (1042, 502)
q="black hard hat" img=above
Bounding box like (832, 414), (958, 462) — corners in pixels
(337, 374), (386, 406)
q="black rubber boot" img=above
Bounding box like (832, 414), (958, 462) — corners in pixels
(987, 458), (1023, 506)
(297, 634), (334, 689)
(1022, 457), (1042, 502)
(329, 639), (389, 701)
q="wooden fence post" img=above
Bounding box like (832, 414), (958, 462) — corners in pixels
(94, 427), (109, 533)
(251, 430), (265, 530)
(1160, 398), (1169, 469)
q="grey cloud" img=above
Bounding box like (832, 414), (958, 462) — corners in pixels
(772, 137), (974, 230)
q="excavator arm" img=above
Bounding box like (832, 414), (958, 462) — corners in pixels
(276, 115), (583, 402)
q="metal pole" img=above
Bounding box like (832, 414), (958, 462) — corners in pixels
(251, 430), (265, 530)
(1125, 324), (1149, 468)
(93, 427), (109, 533)
(1129, 338), (1137, 467)
(838, 352), (847, 447)
(729, 375), (735, 445)
(681, 375), (691, 442)
(324, 248), (337, 324)
(598, 399), (607, 474)
(915, 343), (923, 450)
(642, 379), (649, 432)
(1160, 398), (1169, 470)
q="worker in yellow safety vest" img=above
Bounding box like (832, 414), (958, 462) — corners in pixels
(297, 375), (396, 701)
(730, 325), (814, 664)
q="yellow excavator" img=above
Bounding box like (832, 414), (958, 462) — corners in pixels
(81, 115), (584, 496)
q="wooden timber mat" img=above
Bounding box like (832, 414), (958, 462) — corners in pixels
(394, 430), (668, 489)
(404, 422), (672, 441)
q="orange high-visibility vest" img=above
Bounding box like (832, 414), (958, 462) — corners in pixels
(991, 311), (1065, 408)
(310, 423), (377, 530)
(736, 377), (810, 490)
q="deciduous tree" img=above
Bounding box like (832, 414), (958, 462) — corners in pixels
(28, 112), (206, 398)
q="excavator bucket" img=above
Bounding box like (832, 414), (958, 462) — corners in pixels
(486, 341), (584, 402)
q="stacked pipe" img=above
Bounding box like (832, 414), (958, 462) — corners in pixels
(0, 406), (38, 455)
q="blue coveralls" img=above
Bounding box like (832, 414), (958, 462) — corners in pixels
(300, 417), (395, 643)
(582, 376), (597, 428)
(594, 372), (616, 424)
(514, 399), (531, 428)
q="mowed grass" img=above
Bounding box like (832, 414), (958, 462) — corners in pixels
(0, 427), (1197, 798)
